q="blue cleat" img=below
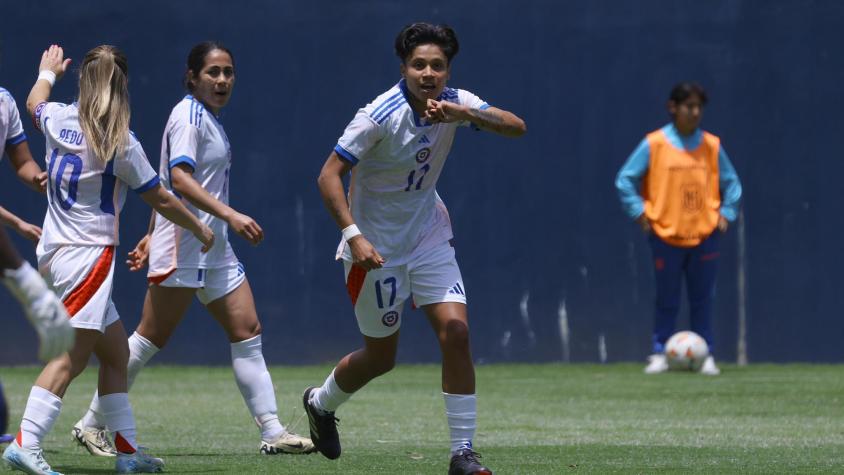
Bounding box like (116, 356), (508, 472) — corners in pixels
(2, 440), (63, 475)
(115, 447), (164, 473)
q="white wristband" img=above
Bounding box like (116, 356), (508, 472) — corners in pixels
(37, 70), (56, 86)
(342, 224), (362, 242)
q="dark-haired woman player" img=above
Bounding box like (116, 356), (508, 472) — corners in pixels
(72, 41), (313, 457)
(304, 23), (525, 475)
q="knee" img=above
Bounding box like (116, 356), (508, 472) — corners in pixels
(441, 320), (471, 351)
(229, 320), (261, 343)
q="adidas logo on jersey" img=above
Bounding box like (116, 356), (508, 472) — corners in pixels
(418, 135), (430, 144)
(448, 282), (465, 295)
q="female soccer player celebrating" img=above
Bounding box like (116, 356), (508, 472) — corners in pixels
(303, 22), (525, 475)
(2, 44), (214, 475)
(72, 41), (313, 457)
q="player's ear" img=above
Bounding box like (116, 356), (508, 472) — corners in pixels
(667, 100), (677, 116)
(399, 62), (407, 79)
(185, 70), (196, 90)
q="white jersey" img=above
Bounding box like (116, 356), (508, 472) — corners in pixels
(0, 87), (27, 159)
(334, 79), (489, 266)
(148, 95), (236, 276)
(34, 102), (159, 251)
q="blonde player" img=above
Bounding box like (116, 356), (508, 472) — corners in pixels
(2, 44), (214, 475)
(72, 41), (313, 457)
(303, 23), (526, 475)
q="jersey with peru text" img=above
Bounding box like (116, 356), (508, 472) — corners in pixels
(0, 87), (27, 159)
(34, 102), (159, 250)
(334, 79), (489, 266)
(148, 95), (236, 276)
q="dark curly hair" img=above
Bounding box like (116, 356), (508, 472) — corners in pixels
(669, 82), (708, 105)
(395, 23), (459, 64)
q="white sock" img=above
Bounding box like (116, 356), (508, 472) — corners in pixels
(127, 331), (159, 388)
(230, 334), (284, 441)
(443, 392), (476, 453)
(18, 386), (62, 450)
(81, 332), (159, 429)
(311, 369), (351, 413)
(98, 393), (137, 454)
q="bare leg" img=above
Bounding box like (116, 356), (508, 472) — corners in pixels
(35, 328), (100, 397)
(135, 285), (195, 348)
(423, 302), (474, 394)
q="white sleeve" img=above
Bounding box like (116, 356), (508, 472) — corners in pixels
(115, 136), (159, 193)
(167, 115), (200, 171)
(33, 101), (58, 134)
(334, 109), (383, 165)
(2, 94), (27, 146)
(457, 89), (491, 129)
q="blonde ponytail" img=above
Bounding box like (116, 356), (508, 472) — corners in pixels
(78, 45), (130, 163)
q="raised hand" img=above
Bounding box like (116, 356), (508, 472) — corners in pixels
(39, 44), (72, 80)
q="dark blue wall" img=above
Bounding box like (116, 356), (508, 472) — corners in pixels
(1, 1), (842, 364)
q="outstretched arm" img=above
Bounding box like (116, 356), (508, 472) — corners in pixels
(424, 100), (526, 137)
(317, 151), (385, 270)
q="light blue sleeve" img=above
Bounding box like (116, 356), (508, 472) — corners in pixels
(615, 138), (650, 219)
(718, 147), (742, 221)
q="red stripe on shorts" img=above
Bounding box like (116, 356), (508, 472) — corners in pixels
(63, 246), (114, 317)
(346, 264), (367, 306)
(148, 268), (176, 285)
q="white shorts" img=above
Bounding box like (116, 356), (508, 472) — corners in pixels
(39, 245), (119, 333)
(151, 262), (246, 305)
(343, 242), (466, 338)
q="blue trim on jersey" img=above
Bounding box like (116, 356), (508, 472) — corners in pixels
(479, 103), (490, 110)
(372, 94), (405, 123)
(99, 159), (116, 215)
(398, 80), (431, 128)
(133, 175), (160, 194)
(188, 96), (204, 128)
(169, 155), (197, 171)
(376, 101), (406, 124)
(5, 132), (26, 146)
(334, 144), (359, 165)
(370, 91), (403, 119)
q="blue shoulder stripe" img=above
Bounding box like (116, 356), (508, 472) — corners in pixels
(372, 94), (405, 122)
(188, 98), (204, 128)
(376, 101), (405, 124)
(369, 91), (403, 119)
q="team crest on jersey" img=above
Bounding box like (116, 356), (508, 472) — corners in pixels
(415, 147), (431, 163)
(382, 311), (399, 327)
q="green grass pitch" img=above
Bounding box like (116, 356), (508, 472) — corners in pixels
(1, 364), (842, 474)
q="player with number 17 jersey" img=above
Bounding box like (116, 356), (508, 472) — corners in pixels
(148, 95), (236, 277)
(334, 80), (489, 265)
(35, 101), (160, 252)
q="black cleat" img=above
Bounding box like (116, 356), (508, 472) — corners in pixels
(302, 387), (341, 460)
(449, 449), (493, 475)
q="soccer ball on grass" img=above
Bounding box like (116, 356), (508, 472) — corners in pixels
(665, 331), (709, 371)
